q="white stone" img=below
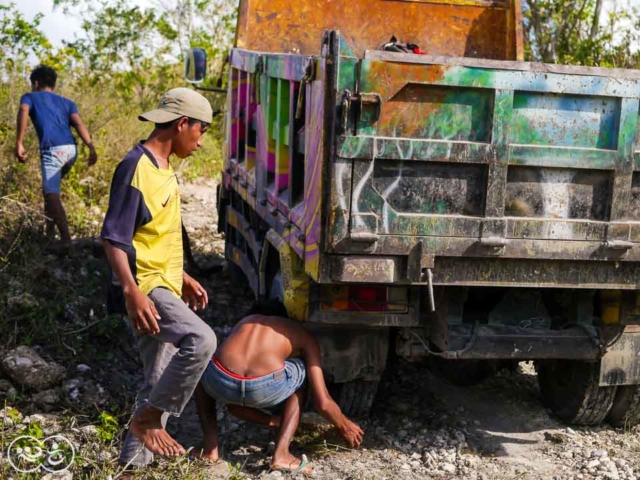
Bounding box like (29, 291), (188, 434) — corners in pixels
(14, 357), (34, 367)
(441, 463), (456, 473)
(76, 364), (91, 373)
(587, 460), (601, 469)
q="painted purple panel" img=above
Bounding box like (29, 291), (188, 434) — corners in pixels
(302, 59), (325, 277)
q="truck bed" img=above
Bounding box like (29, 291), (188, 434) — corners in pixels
(222, 33), (640, 289)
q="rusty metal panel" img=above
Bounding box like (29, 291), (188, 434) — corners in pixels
(328, 236), (640, 264)
(342, 56), (640, 249)
(431, 258), (640, 289)
(236, 0), (523, 60)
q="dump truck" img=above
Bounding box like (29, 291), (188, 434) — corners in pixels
(185, 0), (640, 425)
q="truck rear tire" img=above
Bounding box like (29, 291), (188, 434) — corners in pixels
(537, 360), (617, 426)
(607, 385), (640, 428)
(333, 380), (379, 418)
(426, 358), (499, 386)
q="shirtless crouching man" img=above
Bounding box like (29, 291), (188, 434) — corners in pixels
(194, 301), (364, 475)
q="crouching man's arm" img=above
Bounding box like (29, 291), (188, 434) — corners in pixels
(302, 333), (364, 448)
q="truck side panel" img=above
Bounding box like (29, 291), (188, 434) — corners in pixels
(223, 49), (328, 281)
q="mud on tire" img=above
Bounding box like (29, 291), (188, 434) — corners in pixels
(607, 385), (640, 428)
(537, 360), (617, 426)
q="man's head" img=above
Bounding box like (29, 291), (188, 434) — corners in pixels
(139, 88), (213, 159)
(247, 299), (289, 318)
(30, 65), (57, 91)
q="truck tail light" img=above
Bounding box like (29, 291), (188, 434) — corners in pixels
(320, 286), (407, 312)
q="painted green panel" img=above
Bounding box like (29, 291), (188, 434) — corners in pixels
(360, 84), (494, 141)
(509, 146), (617, 170)
(509, 93), (621, 150)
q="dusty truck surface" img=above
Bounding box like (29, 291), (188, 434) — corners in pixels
(187, 0), (640, 424)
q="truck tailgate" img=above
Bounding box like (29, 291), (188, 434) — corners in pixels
(336, 53), (640, 262)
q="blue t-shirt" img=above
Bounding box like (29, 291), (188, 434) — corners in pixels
(20, 91), (78, 151)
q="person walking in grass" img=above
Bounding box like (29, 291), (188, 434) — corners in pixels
(101, 88), (217, 468)
(15, 64), (98, 245)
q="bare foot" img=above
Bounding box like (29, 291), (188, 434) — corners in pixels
(269, 415), (282, 429)
(190, 441), (219, 463)
(272, 453), (315, 475)
(130, 406), (185, 457)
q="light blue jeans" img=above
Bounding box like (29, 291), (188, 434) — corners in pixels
(201, 357), (307, 412)
(40, 144), (77, 195)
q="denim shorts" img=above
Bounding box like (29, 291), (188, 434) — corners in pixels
(40, 144), (77, 194)
(201, 357), (306, 411)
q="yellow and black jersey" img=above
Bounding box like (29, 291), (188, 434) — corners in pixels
(101, 143), (183, 312)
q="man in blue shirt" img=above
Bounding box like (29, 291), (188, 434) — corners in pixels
(15, 65), (98, 245)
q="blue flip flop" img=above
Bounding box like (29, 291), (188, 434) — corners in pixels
(272, 454), (315, 476)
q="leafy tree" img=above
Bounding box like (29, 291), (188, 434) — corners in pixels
(522, 0), (640, 67)
(0, 3), (53, 75)
(53, 0), (238, 107)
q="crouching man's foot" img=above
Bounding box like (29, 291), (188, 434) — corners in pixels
(191, 439), (220, 463)
(272, 453), (315, 476)
(130, 406), (185, 457)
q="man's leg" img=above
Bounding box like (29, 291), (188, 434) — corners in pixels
(44, 193), (71, 244)
(43, 193), (55, 239)
(271, 389), (313, 474)
(119, 339), (177, 467)
(227, 405), (280, 428)
(130, 288), (217, 457)
(194, 382), (219, 462)
(41, 146), (76, 245)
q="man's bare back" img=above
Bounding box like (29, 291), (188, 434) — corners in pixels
(195, 306), (364, 475)
(215, 314), (309, 377)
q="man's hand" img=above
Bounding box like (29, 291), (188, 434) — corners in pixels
(183, 272), (208, 311)
(124, 287), (161, 335)
(87, 145), (98, 166)
(14, 143), (27, 163)
(339, 419), (364, 448)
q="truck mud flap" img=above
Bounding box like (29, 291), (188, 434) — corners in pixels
(600, 326), (640, 386)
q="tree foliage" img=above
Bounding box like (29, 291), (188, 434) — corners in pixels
(0, 0), (236, 241)
(522, 0), (640, 67)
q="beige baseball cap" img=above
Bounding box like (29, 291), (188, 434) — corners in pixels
(139, 87), (213, 124)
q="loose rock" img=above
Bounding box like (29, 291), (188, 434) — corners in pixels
(1, 346), (65, 391)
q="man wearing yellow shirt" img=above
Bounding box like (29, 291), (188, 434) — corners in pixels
(101, 88), (216, 467)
